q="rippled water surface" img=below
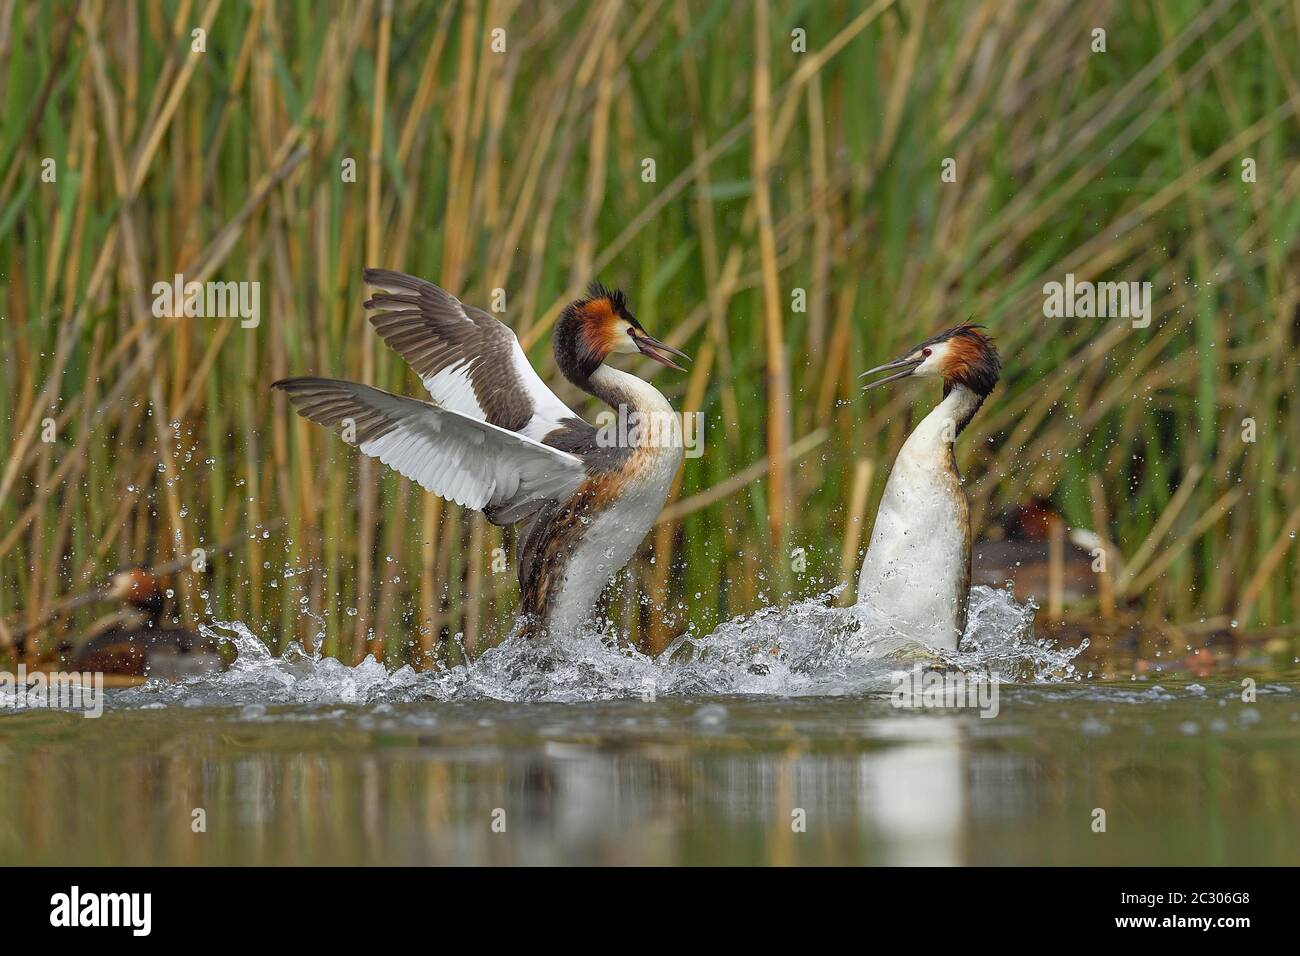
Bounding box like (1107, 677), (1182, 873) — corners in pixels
(2, 588), (1297, 865)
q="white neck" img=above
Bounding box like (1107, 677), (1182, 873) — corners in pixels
(588, 363), (673, 416)
(856, 383), (979, 650)
(901, 384), (982, 454)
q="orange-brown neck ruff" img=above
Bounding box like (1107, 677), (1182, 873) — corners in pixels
(936, 325), (1000, 395)
(553, 283), (641, 391)
(113, 569), (166, 618)
(936, 326), (1000, 434)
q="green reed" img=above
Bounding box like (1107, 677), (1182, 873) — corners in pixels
(2, 0), (1298, 666)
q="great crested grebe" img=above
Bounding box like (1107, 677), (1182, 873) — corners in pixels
(64, 569), (222, 677)
(857, 324), (1001, 650)
(274, 269), (689, 639)
(972, 497), (1105, 605)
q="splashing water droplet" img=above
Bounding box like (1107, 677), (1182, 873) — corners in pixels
(102, 587), (1081, 709)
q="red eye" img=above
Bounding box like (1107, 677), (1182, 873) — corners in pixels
(922, 347), (932, 358)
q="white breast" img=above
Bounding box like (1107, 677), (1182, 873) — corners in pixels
(856, 388), (978, 650)
(546, 365), (683, 636)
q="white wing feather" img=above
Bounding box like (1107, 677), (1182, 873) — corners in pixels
(274, 378), (586, 512)
(364, 269), (579, 442)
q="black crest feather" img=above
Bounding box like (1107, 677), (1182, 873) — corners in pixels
(554, 281), (640, 386)
(583, 281), (638, 329)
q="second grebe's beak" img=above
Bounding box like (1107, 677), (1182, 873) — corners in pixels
(860, 356), (922, 390)
(633, 332), (690, 372)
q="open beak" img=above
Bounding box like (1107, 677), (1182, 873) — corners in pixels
(860, 356), (922, 390)
(634, 332), (690, 372)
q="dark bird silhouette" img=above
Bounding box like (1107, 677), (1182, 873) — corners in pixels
(64, 569), (222, 678)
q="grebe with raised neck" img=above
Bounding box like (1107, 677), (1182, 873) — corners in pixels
(857, 324), (1001, 650)
(274, 270), (689, 639)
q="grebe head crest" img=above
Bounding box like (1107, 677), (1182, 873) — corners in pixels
(555, 282), (689, 385)
(861, 323), (1000, 397)
(107, 568), (165, 612)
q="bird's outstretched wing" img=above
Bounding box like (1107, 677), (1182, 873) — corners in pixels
(272, 377), (586, 519)
(363, 268), (579, 442)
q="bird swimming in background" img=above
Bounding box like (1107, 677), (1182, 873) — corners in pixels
(274, 270), (689, 639)
(856, 325), (1001, 651)
(972, 497), (1111, 605)
(62, 568), (222, 678)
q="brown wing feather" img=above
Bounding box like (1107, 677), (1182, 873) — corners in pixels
(363, 269), (538, 432)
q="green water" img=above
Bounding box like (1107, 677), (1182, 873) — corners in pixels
(1, 673), (1297, 865)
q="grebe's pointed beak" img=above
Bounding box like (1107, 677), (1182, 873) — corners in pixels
(860, 356), (922, 390)
(634, 332), (690, 371)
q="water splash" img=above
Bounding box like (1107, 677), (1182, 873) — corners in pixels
(942, 584), (1084, 681)
(110, 586), (1084, 709)
(119, 623), (426, 708)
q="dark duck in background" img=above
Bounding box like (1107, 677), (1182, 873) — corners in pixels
(64, 569), (222, 678)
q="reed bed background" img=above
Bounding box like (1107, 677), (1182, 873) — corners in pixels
(2, 0), (1299, 667)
